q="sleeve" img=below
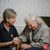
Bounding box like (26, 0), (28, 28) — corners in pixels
(18, 28), (28, 42)
(14, 27), (19, 37)
(30, 40), (44, 47)
(30, 26), (50, 48)
(18, 35), (27, 42)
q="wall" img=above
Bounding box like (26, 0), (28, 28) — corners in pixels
(0, 0), (50, 26)
(0, 0), (50, 35)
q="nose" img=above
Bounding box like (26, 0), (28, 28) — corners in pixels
(15, 19), (16, 22)
(29, 26), (31, 29)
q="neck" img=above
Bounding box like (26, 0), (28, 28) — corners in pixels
(37, 23), (39, 28)
(3, 21), (10, 28)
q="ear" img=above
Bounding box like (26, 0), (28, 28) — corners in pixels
(6, 18), (9, 22)
(35, 20), (37, 22)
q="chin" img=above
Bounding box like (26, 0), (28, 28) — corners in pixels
(12, 24), (14, 25)
(32, 28), (36, 30)
(11, 23), (14, 25)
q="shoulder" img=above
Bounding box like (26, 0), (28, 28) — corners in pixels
(39, 24), (49, 37)
(37, 24), (49, 36)
(41, 24), (49, 31)
(10, 25), (15, 28)
(10, 25), (17, 30)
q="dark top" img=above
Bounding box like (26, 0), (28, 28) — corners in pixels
(0, 21), (19, 48)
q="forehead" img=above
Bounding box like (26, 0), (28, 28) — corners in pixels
(26, 20), (35, 24)
(8, 16), (16, 19)
(26, 22), (33, 25)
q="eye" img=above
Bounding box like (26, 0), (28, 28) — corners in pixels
(29, 25), (31, 27)
(29, 25), (31, 26)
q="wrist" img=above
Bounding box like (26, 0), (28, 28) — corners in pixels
(11, 40), (13, 44)
(6, 41), (13, 46)
(29, 45), (32, 47)
(6, 42), (8, 46)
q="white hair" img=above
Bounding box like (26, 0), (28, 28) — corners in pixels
(24, 14), (48, 27)
(24, 14), (49, 36)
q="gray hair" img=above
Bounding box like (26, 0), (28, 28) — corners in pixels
(3, 8), (17, 22)
(24, 14), (48, 27)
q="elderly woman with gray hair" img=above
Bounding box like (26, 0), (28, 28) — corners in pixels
(19, 14), (50, 50)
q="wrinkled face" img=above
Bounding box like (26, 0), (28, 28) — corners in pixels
(6, 16), (16, 25)
(26, 20), (38, 30)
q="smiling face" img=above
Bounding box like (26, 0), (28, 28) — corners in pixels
(26, 20), (38, 30)
(6, 16), (16, 25)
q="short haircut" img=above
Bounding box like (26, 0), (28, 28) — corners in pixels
(3, 8), (17, 22)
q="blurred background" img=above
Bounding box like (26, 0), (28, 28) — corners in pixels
(0, 0), (50, 35)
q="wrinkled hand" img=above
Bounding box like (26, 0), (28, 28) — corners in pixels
(20, 44), (32, 50)
(13, 37), (19, 45)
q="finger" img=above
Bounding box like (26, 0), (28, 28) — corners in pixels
(22, 48), (24, 50)
(20, 46), (23, 49)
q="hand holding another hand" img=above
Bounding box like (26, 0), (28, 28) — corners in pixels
(13, 37), (19, 45)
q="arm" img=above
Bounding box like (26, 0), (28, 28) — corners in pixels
(30, 27), (49, 48)
(19, 25), (27, 36)
(0, 29), (13, 47)
(0, 41), (13, 47)
(18, 25), (28, 42)
(0, 37), (19, 47)
(0, 26), (19, 47)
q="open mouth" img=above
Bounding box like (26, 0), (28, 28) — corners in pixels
(12, 22), (14, 24)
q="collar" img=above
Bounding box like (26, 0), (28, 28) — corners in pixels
(0, 21), (11, 29)
(32, 24), (42, 33)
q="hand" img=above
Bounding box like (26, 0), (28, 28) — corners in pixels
(13, 37), (19, 45)
(20, 44), (32, 50)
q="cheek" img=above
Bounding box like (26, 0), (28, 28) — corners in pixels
(32, 23), (36, 27)
(9, 19), (14, 22)
(12, 19), (16, 22)
(8, 20), (13, 23)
